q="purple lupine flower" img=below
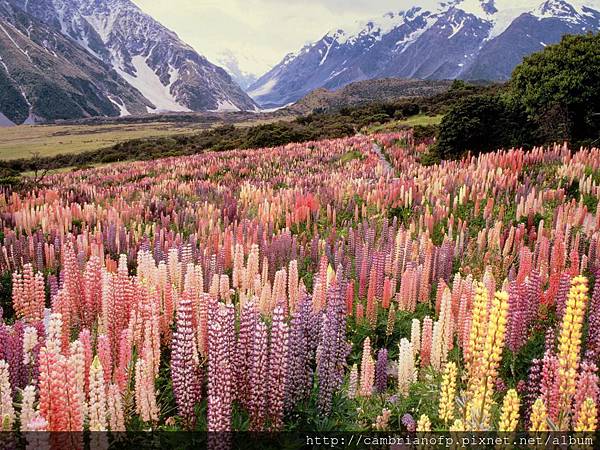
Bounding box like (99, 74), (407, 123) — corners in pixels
(402, 413), (416, 432)
(267, 304), (289, 430)
(171, 294), (201, 430)
(207, 303), (234, 432)
(249, 321), (268, 431)
(587, 272), (600, 359)
(375, 348), (388, 393)
(436, 241), (454, 283)
(495, 377), (507, 394)
(526, 270), (541, 325)
(523, 358), (543, 428)
(286, 294), (319, 411)
(555, 272), (572, 322)
(544, 327), (555, 354)
(236, 301), (258, 409)
(0, 317), (7, 362)
(507, 281), (524, 352)
(4, 321), (26, 394)
(47, 275), (59, 303)
(317, 283), (349, 415)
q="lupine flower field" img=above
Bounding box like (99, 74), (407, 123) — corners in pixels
(0, 130), (599, 435)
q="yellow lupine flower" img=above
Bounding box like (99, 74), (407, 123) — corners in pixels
(465, 282), (488, 378)
(385, 303), (396, 336)
(416, 414), (431, 432)
(450, 418), (465, 432)
(530, 398), (549, 432)
(556, 276), (588, 429)
(439, 361), (458, 424)
(498, 389), (520, 432)
(465, 290), (509, 430)
(574, 398), (597, 432)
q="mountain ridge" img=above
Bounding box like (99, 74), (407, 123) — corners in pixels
(248, 0), (600, 107)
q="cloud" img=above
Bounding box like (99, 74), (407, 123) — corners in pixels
(131, 0), (414, 76)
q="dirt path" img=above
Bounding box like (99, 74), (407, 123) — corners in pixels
(372, 142), (395, 176)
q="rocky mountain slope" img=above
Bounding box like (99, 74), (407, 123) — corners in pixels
(0, 0), (153, 125)
(248, 0), (600, 108)
(0, 0), (257, 124)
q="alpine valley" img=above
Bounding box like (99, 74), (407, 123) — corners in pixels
(248, 0), (600, 108)
(0, 0), (257, 125)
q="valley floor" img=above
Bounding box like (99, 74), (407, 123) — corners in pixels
(0, 122), (210, 160)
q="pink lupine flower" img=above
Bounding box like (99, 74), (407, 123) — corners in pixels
(267, 305), (288, 430)
(12, 264), (45, 323)
(134, 357), (158, 424)
(107, 383), (125, 431)
(171, 293), (201, 429)
(97, 334), (113, 385)
(359, 337), (375, 397)
(115, 328), (132, 393)
(420, 316), (433, 368)
(207, 303), (234, 432)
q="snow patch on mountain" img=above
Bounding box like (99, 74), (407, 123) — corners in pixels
(116, 55), (190, 113)
(213, 99), (240, 112)
(83, 10), (119, 43)
(248, 77), (279, 98)
(486, 5), (533, 39)
(108, 96), (131, 117)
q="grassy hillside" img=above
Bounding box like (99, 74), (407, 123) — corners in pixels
(366, 114), (443, 133)
(286, 78), (453, 114)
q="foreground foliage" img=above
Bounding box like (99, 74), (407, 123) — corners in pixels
(0, 131), (599, 435)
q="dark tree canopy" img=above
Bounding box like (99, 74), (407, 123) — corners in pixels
(435, 32), (600, 159)
(510, 33), (600, 145)
(435, 94), (534, 159)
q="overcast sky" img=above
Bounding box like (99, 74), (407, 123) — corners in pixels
(131, 0), (417, 76)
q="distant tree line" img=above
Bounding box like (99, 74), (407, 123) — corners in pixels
(1, 84), (495, 177)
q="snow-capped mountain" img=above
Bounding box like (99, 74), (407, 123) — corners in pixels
(248, 0), (600, 108)
(0, 0), (257, 123)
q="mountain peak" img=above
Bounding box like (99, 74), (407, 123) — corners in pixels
(534, 0), (579, 18)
